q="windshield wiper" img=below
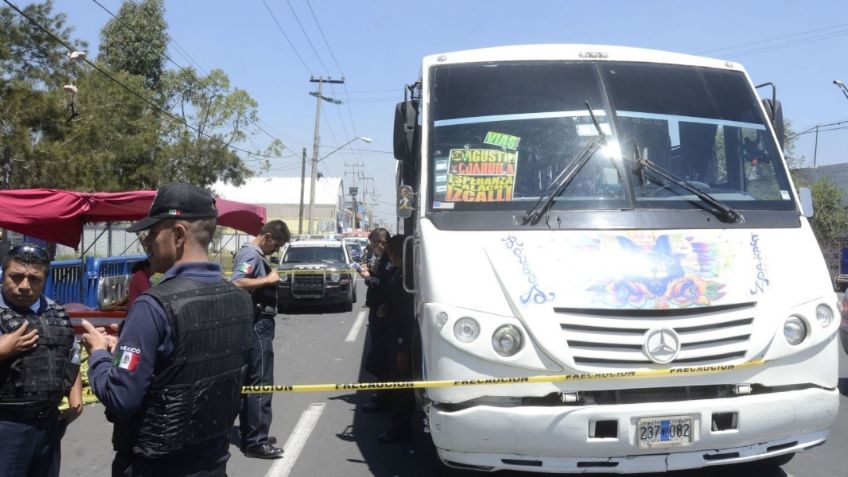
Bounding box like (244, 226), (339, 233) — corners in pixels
(632, 147), (744, 224)
(522, 102), (605, 226)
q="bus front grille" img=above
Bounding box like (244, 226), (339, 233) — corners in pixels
(555, 303), (755, 368)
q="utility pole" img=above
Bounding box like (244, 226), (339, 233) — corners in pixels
(813, 124), (819, 168)
(345, 162), (364, 231)
(298, 147), (307, 234)
(307, 76), (344, 234)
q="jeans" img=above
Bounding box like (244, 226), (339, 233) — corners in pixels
(239, 315), (276, 448)
(0, 410), (62, 477)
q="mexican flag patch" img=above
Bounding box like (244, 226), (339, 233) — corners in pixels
(238, 262), (254, 274)
(113, 345), (141, 372)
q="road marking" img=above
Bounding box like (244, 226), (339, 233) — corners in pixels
(344, 309), (368, 342)
(264, 403), (326, 477)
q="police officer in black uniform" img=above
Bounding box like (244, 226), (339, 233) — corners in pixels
(81, 183), (253, 477)
(231, 219), (290, 459)
(0, 243), (81, 477)
(357, 228), (393, 411)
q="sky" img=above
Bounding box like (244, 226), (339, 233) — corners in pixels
(40, 0), (848, 228)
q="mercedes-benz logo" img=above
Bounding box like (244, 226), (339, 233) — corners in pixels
(643, 327), (681, 364)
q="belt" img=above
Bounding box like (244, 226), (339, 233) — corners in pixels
(0, 406), (56, 422)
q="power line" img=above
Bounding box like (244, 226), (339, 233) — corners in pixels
(90, 0), (206, 75)
(285, 0), (329, 75)
(261, 0), (312, 74)
(301, 0), (365, 164)
(305, 0), (342, 75)
(788, 119), (848, 139)
(90, 0), (302, 160)
(696, 23), (848, 59)
(697, 23), (848, 55)
(3, 0), (286, 161)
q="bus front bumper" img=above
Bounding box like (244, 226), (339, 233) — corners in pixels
(429, 387), (838, 474)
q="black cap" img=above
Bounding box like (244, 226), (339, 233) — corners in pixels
(127, 183), (217, 233)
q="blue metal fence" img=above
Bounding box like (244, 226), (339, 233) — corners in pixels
(45, 255), (146, 307)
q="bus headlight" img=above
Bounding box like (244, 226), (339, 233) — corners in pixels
(492, 325), (523, 357)
(815, 304), (834, 327)
(783, 316), (807, 345)
(454, 317), (480, 343)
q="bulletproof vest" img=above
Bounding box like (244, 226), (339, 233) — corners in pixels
(0, 301), (78, 414)
(112, 277), (253, 458)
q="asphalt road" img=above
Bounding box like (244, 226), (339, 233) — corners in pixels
(60, 287), (847, 477)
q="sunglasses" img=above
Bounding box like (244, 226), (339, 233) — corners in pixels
(8, 244), (50, 264)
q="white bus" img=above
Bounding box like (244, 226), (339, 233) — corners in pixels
(392, 45), (840, 474)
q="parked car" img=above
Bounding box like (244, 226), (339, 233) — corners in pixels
(344, 241), (364, 263)
(835, 247), (847, 292)
(277, 239), (357, 312)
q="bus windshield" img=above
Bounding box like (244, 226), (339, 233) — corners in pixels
(428, 61), (794, 214)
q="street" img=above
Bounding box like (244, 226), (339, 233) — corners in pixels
(61, 285), (847, 477)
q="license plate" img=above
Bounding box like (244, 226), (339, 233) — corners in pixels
(637, 416), (693, 449)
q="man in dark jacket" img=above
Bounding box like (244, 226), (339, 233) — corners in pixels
(0, 243), (82, 477)
(81, 183), (253, 477)
(357, 228), (393, 412)
(375, 234), (416, 443)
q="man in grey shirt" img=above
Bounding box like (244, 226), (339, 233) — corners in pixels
(231, 220), (290, 459)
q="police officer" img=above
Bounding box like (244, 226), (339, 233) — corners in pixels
(375, 234), (416, 444)
(357, 228), (393, 412)
(0, 243), (82, 477)
(231, 219), (290, 459)
(80, 183), (253, 477)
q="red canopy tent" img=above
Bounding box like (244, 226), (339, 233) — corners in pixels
(0, 188), (266, 248)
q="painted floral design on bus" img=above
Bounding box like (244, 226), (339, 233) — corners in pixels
(587, 234), (726, 309)
(501, 234), (555, 305)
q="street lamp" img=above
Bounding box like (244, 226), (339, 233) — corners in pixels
(309, 91), (343, 104)
(306, 136), (372, 235)
(320, 136), (372, 163)
(834, 80), (848, 101)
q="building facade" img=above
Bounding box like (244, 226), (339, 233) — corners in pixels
(214, 176), (351, 235)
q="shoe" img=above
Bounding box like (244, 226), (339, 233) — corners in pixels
(268, 436), (277, 445)
(377, 429), (411, 444)
(361, 401), (389, 413)
(243, 443), (284, 459)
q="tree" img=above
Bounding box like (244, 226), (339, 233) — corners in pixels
(809, 178), (848, 246)
(0, 1), (86, 188)
(57, 69), (161, 190)
(93, 0), (271, 188)
(1, 1), (275, 192)
(98, 0), (167, 93)
(158, 67), (261, 186)
(0, 0), (85, 86)
(781, 119), (805, 170)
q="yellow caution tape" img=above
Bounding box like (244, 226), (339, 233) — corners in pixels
(240, 359), (767, 394)
(79, 359), (766, 401)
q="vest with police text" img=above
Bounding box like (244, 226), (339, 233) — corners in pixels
(0, 302), (78, 415)
(113, 277), (253, 458)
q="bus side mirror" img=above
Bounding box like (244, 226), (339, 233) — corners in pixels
(798, 187), (814, 217)
(393, 101), (418, 161)
(397, 185), (414, 219)
(762, 99), (785, 151)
